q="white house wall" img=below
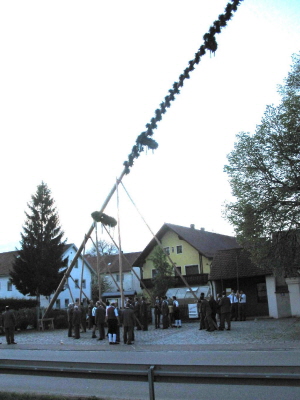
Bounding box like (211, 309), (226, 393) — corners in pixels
(0, 244), (94, 310)
(104, 267), (141, 293)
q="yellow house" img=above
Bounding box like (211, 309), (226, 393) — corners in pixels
(133, 223), (240, 292)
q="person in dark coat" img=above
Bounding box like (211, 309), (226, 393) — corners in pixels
(2, 306), (16, 344)
(161, 296), (169, 329)
(72, 305), (81, 339)
(67, 303), (74, 337)
(218, 291), (231, 331)
(140, 297), (148, 331)
(122, 302), (136, 345)
(154, 296), (162, 329)
(95, 302), (106, 340)
(133, 297), (142, 330)
(198, 293), (206, 330)
(80, 302), (87, 333)
(201, 298), (217, 332)
(208, 295), (218, 325)
(87, 300), (94, 330)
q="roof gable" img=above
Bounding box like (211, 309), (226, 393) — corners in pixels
(133, 223), (240, 265)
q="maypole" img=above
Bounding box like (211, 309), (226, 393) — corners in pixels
(43, 0), (243, 318)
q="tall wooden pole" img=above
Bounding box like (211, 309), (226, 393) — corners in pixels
(95, 222), (102, 300)
(116, 179), (124, 309)
(43, 168), (127, 318)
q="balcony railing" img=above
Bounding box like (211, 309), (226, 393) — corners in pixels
(140, 273), (209, 289)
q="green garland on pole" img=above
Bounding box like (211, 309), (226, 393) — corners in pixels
(91, 211), (117, 227)
(123, 0), (243, 174)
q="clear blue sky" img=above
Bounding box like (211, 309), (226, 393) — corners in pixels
(1, 0), (299, 253)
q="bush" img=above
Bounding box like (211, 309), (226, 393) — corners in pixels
(54, 314), (68, 329)
(46, 309), (68, 329)
(0, 298), (38, 313)
(15, 308), (37, 330)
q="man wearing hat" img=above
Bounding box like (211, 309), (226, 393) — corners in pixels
(218, 291), (231, 331)
(2, 306), (17, 344)
(72, 305), (81, 339)
(122, 302), (136, 345)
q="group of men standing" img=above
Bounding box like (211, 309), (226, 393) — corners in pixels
(154, 295), (182, 329)
(67, 297), (147, 345)
(198, 289), (246, 332)
(227, 289), (247, 321)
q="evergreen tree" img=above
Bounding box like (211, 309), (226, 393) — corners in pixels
(224, 53), (300, 277)
(10, 182), (67, 299)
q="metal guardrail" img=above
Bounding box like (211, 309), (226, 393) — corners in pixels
(1, 360), (300, 400)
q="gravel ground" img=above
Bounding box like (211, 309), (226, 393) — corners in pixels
(3, 317), (300, 350)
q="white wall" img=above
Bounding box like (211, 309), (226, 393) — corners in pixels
(266, 275), (291, 318)
(0, 244), (95, 310)
(104, 267), (141, 293)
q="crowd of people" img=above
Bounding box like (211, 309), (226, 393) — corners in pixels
(66, 290), (247, 342)
(66, 294), (184, 344)
(198, 290), (247, 332)
(0, 289), (246, 346)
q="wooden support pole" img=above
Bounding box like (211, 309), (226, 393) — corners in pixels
(120, 182), (199, 302)
(88, 235), (121, 293)
(102, 224), (154, 301)
(116, 179), (124, 309)
(43, 168), (127, 318)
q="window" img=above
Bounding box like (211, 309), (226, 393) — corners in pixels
(116, 274), (124, 282)
(176, 245), (183, 254)
(55, 299), (61, 309)
(65, 299), (69, 308)
(185, 265), (199, 275)
(152, 269), (158, 279)
(175, 266), (182, 275)
(82, 279), (86, 289)
(75, 260), (78, 268)
(7, 280), (12, 291)
(163, 247), (170, 255)
(74, 279), (79, 288)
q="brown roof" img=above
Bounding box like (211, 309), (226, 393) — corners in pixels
(209, 248), (272, 280)
(0, 250), (18, 276)
(85, 252), (142, 274)
(133, 223), (240, 265)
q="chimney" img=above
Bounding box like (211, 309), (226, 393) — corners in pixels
(190, 224), (195, 229)
(201, 227), (205, 231)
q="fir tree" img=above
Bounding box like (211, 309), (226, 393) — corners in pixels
(10, 182), (67, 300)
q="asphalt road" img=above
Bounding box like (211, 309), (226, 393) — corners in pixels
(0, 318), (300, 399)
